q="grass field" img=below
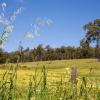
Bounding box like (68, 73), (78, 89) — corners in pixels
(0, 59), (100, 87)
(0, 59), (100, 99)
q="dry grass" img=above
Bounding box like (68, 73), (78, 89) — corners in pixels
(0, 59), (100, 87)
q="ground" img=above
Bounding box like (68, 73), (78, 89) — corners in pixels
(0, 59), (100, 99)
(0, 59), (100, 87)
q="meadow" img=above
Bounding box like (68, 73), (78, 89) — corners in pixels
(0, 59), (100, 100)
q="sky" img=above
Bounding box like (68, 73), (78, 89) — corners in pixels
(0, 0), (100, 52)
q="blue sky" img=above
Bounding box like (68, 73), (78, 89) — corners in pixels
(0, 0), (100, 52)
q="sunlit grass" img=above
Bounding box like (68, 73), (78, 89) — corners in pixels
(0, 59), (100, 99)
(0, 59), (100, 86)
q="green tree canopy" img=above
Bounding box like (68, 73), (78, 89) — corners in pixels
(81, 19), (100, 60)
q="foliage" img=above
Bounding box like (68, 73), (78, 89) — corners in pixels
(81, 19), (100, 60)
(0, 45), (97, 64)
(0, 62), (99, 100)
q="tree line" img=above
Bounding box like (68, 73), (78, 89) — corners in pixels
(0, 45), (98, 64)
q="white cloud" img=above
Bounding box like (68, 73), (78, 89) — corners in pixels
(4, 25), (14, 33)
(33, 17), (53, 37)
(24, 17), (53, 40)
(1, 2), (7, 12)
(35, 17), (53, 27)
(0, 18), (10, 25)
(36, 17), (44, 26)
(10, 7), (25, 21)
(45, 19), (53, 26)
(0, 2), (25, 49)
(24, 32), (34, 39)
(33, 28), (40, 37)
(33, 24), (40, 36)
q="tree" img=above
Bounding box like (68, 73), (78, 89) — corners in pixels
(81, 19), (100, 60)
(35, 44), (44, 61)
(0, 50), (8, 64)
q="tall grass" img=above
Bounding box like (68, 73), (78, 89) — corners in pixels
(0, 64), (100, 100)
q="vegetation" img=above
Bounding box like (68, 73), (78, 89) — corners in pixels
(81, 19), (100, 60)
(0, 45), (99, 64)
(0, 10), (100, 99)
(0, 59), (100, 100)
